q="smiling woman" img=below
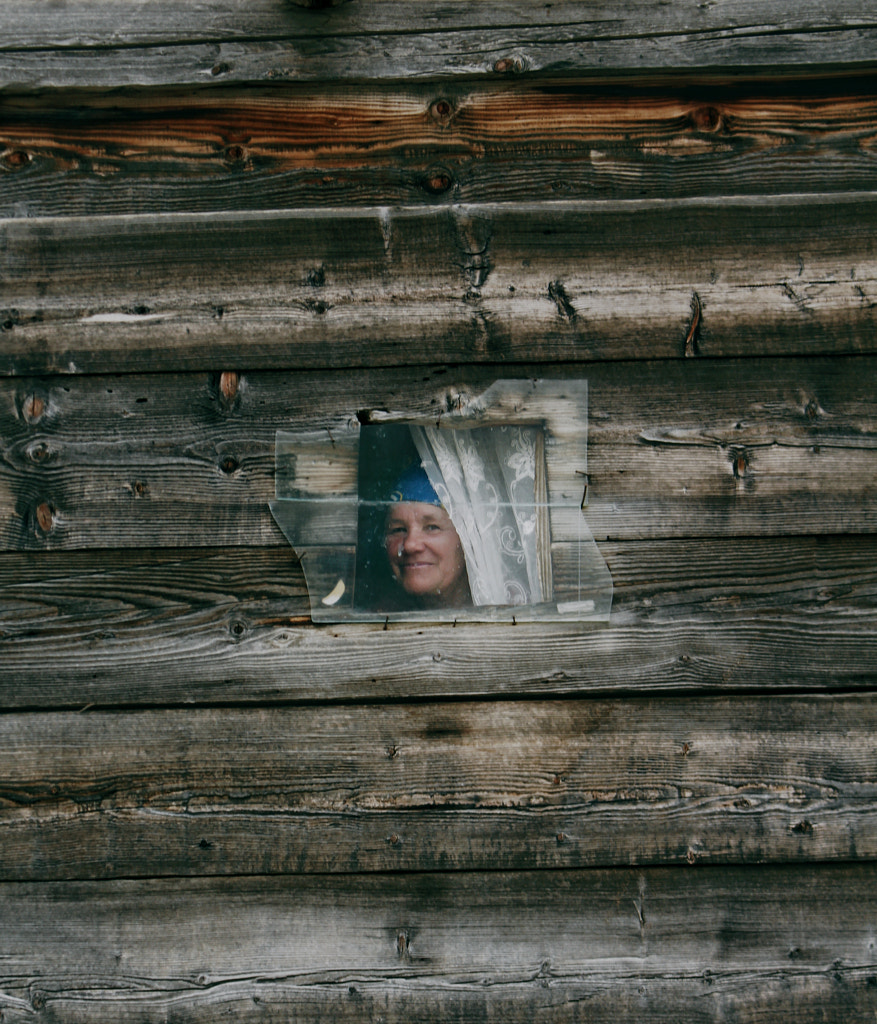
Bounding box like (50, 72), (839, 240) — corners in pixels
(355, 422), (550, 613)
(382, 462), (472, 609)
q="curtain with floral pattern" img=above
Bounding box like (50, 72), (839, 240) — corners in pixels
(410, 424), (544, 606)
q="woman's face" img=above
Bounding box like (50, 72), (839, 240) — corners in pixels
(384, 501), (469, 605)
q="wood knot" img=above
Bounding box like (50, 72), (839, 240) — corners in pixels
(306, 266), (326, 288)
(422, 167), (454, 195)
(3, 149), (31, 169)
(493, 57), (523, 73)
(732, 449), (750, 479)
(210, 371), (243, 413)
(27, 441), (53, 464)
(691, 106), (722, 132)
(35, 502), (55, 534)
(229, 619), (248, 642)
(429, 98), (455, 125)
(219, 371), (239, 401)
(1, 308), (21, 332)
(22, 392), (47, 423)
(225, 144), (246, 163)
(684, 292), (702, 357)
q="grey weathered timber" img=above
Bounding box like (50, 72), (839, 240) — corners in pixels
(0, 537), (873, 708)
(2, 196), (875, 375)
(3, 1), (874, 52)
(4, 75), (877, 217)
(1, 865), (875, 1022)
(1, 694), (875, 880)
(1, 0), (876, 88)
(2, 358), (874, 550)
(0, 1), (874, 1022)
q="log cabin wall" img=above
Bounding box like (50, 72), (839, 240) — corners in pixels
(1, 2), (876, 1020)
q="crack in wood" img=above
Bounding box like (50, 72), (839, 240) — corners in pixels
(548, 280), (577, 321)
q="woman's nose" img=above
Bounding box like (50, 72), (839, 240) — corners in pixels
(402, 527), (424, 551)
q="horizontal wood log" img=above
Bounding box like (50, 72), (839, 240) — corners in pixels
(1, 865), (875, 1021)
(1, 358), (874, 551)
(1, 693), (876, 880)
(4, 0), (875, 53)
(1, 0), (876, 88)
(2, 196), (876, 376)
(4, 76), (877, 216)
(0, 536), (874, 707)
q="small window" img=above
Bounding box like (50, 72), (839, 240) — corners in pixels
(270, 379), (611, 623)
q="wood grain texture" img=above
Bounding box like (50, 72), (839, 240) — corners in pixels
(3, 196), (876, 375)
(4, 76), (877, 216)
(3, 0), (875, 52)
(1, 694), (875, 880)
(1, 865), (875, 1022)
(1, 0), (876, 88)
(0, 537), (873, 707)
(0, 5), (874, 1022)
(1, 358), (874, 551)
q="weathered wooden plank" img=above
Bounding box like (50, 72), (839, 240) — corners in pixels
(4, 76), (877, 216)
(9, 438), (873, 550)
(1, 694), (875, 880)
(0, 537), (873, 707)
(1, 865), (875, 1022)
(1, 1), (876, 88)
(3, 1), (874, 53)
(3, 196), (876, 376)
(1, 358), (874, 551)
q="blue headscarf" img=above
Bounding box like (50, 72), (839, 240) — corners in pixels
(389, 462), (441, 506)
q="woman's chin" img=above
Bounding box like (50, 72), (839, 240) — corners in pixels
(401, 579), (442, 598)
(402, 580), (469, 608)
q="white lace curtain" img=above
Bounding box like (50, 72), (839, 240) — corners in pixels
(410, 424), (544, 606)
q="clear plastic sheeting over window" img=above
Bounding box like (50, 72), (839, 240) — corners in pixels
(269, 379), (612, 623)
